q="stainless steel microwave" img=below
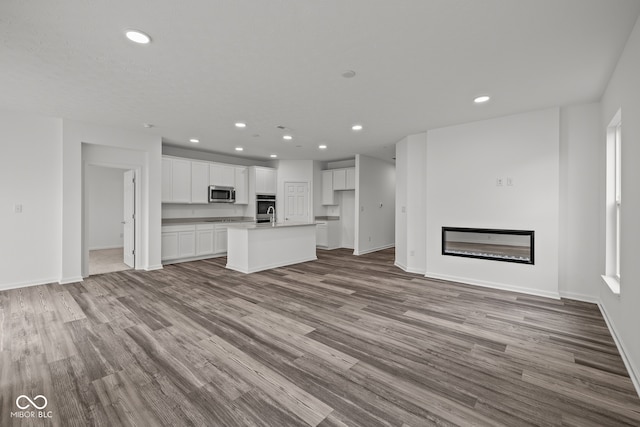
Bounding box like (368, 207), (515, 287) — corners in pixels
(208, 185), (235, 203)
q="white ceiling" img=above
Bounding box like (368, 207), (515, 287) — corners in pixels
(1, 1), (639, 162)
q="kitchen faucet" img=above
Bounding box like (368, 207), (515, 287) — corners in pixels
(266, 206), (275, 226)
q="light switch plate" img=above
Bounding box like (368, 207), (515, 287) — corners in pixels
(14, 204), (22, 213)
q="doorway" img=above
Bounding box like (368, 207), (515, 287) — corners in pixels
(283, 181), (310, 223)
(86, 165), (136, 275)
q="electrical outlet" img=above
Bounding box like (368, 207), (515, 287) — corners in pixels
(120, 233), (124, 238)
(401, 206), (406, 213)
(507, 177), (513, 186)
(496, 178), (503, 186)
(410, 250), (415, 256)
(368, 236), (371, 242)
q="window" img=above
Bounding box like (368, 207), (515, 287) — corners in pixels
(602, 109), (621, 294)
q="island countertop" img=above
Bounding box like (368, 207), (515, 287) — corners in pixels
(226, 222), (317, 273)
(226, 222), (317, 230)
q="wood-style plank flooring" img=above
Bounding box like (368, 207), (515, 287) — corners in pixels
(1, 248), (639, 426)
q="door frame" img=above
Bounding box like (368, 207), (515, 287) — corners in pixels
(82, 161), (142, 277)
(283, 180), (312, 223)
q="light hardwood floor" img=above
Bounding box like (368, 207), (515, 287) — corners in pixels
(1, 248), (639, 426)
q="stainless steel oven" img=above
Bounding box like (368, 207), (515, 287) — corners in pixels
(256, 194), (276, 223)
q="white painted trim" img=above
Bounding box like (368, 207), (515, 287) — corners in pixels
(226, 256), (317, 274)
(145, 264), (164, 271)
(0, 278), (59, 292)
(424, 271), (561, 300)
(601, 275), (621, 297)
(355, 244), (395, 256)
(394, 261), (407, 270)
(59, 276), (84, 285)
(598, 302), (640, 398)
(88, 245), (124, 251)
(161, 253), (227, 265)
(558, 291), (600, 304)
(394, 262), (425, 275)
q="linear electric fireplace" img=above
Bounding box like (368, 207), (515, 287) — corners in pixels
(442, 227), (534, 265)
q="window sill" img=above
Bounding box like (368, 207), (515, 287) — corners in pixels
(601, 275), (621, 296)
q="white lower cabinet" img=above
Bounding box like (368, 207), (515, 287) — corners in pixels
(214, 226), (228, 254)
(162, 225), (197, 260)
(162, 222), (256, 263)
(316, 221), (341, 249)
(196, 225), (215, 256)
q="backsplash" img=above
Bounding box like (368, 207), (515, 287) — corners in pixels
(162, 203), (249, 219)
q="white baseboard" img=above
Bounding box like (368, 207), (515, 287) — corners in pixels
(89, 245), (124, 251)
(424, 271), (561, 300)
(145, 264), (164, 271)
(355, 244), (394, 256)
(558, 290), (600, 304)
(59, 276), (84, 285)
(0, 277), (59, 292)
(394, 261), (425, 275)
(598, 302), (640, 398)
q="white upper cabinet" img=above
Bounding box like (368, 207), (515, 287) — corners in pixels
(346, 167), (356, 190)
(210, 163), (235, 187)
(322, 170), (335, 205)
(333, 169), (346, 190)
(162, 157), (192, 203)
(255, 167), (277, 195)
(234, 166), (249, 204)
(321, 167), (355, 205)
(161, 157), (173, 202)
(191, 161), (210, 204)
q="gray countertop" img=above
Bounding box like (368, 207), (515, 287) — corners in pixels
(314, 216), (340, 221)
(162, 217), (254, 226)
(227, 222), (317, 230)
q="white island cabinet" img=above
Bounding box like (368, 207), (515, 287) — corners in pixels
(226, 223), (317, 274)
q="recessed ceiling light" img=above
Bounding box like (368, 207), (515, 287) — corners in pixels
(342, 70), (356, 78)
(474, 95), (491, 104)
(318, 144), (327, 150)
(235, 122), (246, 128)
(235, 147), (244, 151)
(270, 154), (278, 158)
(189, 138), (199, 143)
(125, 30), (151, 44)
(283, 135), (293, 140)
(351, 124), (363, 131)
(143, 123), (154, 128)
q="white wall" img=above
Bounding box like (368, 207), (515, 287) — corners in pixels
(162, 204), (248, 219)
(340, 191), (356, 249)
(0, 110), (62, 290)
(599, 15), (640, 393)
(276, 160), (314, 222)
(163, 145), (271, 167)
(558, 103), (602, 301)
(425, 108), (560, 298)
(63, 120), (163, 283)
(86, 166), (125, 250)
(355, 154), (395, 255)
(395, 133), (427, 274)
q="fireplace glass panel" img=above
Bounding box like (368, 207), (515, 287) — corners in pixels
(442, 227), (534, 264)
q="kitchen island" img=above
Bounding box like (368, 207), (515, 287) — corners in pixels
(226, 222), (317, 273)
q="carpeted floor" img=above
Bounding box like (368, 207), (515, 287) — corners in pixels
(88, 247), (131, 275)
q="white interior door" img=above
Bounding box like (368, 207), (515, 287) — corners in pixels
(123, 170), (135, 267)
(284, 182), (309, 223)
